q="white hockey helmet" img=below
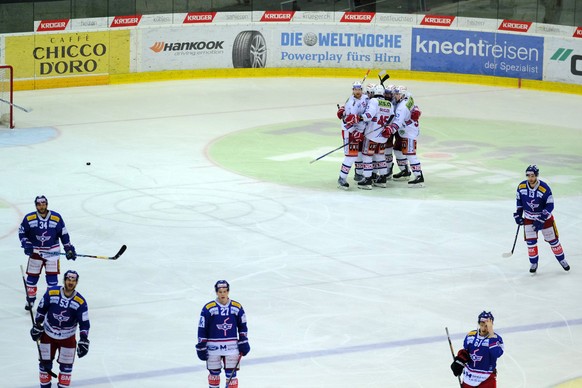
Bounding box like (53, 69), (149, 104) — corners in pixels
(373, 84), (385, 96)
(365, 83), (376, 94)
(394, 85), (407, 95)
(352, 81), (363, 90)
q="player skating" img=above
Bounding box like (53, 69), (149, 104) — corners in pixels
(19, 196), (77, 310)
(336, 81), (368, 190)
(343, 84), (395, 190)
(30, 270), (90, 388)
(513, 165), (570, 274)
(450, 311), (504, 387)
(196, 280), (250, 388)
(386, 85), (424, 186)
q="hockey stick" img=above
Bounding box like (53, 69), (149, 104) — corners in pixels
(309, 144), (346, 164)
(20, 265), (58, 378)
(502, 225), (521, 258)
(378, 70), (390, 87)
(341, 69), (371, 105)
(0, 97), (33, 113)
(360, 68), (371, 84)
(226, 353), (243, 387)
(43, 245), (127, 261)
(445, 327), (462, 388)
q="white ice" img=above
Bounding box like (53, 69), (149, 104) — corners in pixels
(1, 77), (581, 388)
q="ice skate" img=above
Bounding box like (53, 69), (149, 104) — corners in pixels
(353, 173), (364, 182)
(559, 260), (570, 271)
(408, 172), (425, 188)
(337, 177), (349, 190)
(529, 263), (538, 274)
(357, 177), (373, 190)
(392, 167), (411, 181)
(372, 174), (387, 188)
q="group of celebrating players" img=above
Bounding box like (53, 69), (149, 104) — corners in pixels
(335, 79), (424, 190)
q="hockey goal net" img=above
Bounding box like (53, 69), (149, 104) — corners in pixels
(0, 65), (15, 128)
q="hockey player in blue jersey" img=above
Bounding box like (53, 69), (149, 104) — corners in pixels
(450, 311), (504, 387)
(513, 165), (570, 274)
(19, 196), (77, 310)
(30, 270), (90, 388)
(196, 280), (250, 388)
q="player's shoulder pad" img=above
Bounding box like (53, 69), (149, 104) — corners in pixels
(48, 289), (60, 296)
(26, 213), (38, 221)
(231, 300), (242, 308)
(405, 96), (414, 109)
(538, 181), (551, 193)
(467, 329), (478, 336)
(73, 294), (86, 305)
(205, 301), (217, 309)
(518, 182), (527, 189)
(49, 214), (61, 222)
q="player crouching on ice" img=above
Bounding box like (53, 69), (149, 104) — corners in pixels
(451, 311), (504, 387)
(196, 280), (250, 388)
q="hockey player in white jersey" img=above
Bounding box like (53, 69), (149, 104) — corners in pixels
(385, 85), (424, 186)
(347, 84), (395, 189)
(336, 81), (368, 190)
(382, 85), (397, 180)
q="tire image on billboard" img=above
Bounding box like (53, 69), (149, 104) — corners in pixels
(232, 31), (266, 68)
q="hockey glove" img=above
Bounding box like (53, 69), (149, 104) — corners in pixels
(23, 241), (34, 256)
(30, 324), (44, 342)
(410, 106), (422, 121)
(349, 131), (364, 143)
(237, 339), (250, 356)
(450, 349), (469, 377)
(344, 114), (360, 126)
(533, 220), (544, 232)
(195, 342), (209, 361)
(77, 336), (90, 358)
(513, 212), (524, 225)
(336, 106), (345, 120)
(65, 244), (77, 261)
(381, 123), (398, 138)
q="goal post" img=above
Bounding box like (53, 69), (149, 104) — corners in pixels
(0, 65), (15, 129)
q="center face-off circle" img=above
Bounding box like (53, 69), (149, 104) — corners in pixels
(207, 118), (582, 200)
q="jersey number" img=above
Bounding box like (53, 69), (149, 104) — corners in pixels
(39, 221), (48, 229)
(220, 307), (229, 316)
(59, 299), (70, 308)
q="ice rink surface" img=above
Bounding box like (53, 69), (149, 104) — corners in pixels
(1, 77), (581, 388)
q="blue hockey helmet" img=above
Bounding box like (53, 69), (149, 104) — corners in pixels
(34, 195), (48, 205)
(525, 165), (539, 177)
(214, 280), (230, 292)
(63, 270), (79, 281)
(478, 311), (494, 323)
